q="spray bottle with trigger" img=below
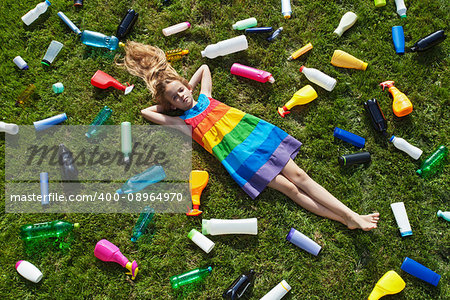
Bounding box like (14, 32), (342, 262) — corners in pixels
(380, 81), (413, 117)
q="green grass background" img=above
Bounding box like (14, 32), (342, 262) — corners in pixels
(0, 0), (449, 299)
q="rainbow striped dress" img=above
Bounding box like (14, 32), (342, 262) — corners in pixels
(180, 94), (302, 199)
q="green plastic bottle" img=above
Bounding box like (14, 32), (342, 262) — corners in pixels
(416, 146), (448, 178)
(20, 220), (80, 242)
(170, 266), (212, 289)
(131, 206), (155, 242)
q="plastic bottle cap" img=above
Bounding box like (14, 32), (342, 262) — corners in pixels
(362, 62), (368, 71)
(299, 66), (305, 72)
(74, 223), (80, 228)
(401, 15), (407, 19)
(187, 229), (197, 240)
(389, 135), (395, 142)
(185, 22), (191, 28)
(207, 266), (213, 273)
(268, 76), (275, 83)
(116, 189), (123, 194)
(45, 0), (51, 5)
(201, 51), (206, 57)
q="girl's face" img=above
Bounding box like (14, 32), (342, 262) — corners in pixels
(164, 80), (194, 111)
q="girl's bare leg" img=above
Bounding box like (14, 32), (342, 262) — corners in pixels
(280, 159), (379, 231)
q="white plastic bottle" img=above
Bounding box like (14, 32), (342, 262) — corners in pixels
(299, 66), (337, 92)
(202, 218), (257, 235)
(22, 1), (51, 26)
(16, 260), (43, 283)
(281, 0), (292, 19)
(334, 11), (358, 37)
(390, 135), (423, 160)
(260, 280), (291, 300)
(188, 229), (215, 253)
(0, 121), (19, 135)
(395, 0), (407, 18)
(201, 35), (248, 59)
(232, 17), (257, 30)
(162, 22), (191, 36)
(121, 122), (132, 163)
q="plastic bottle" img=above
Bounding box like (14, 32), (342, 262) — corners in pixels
(286, 228), (322, 256)
(170, 266), (212, 289)
(0, 122), (19, 135)
(368, 270), (405, 300)
(230, 63), (274, 83)
(395, 0), (407, 18)
(333, 127), (365, 148)
(260, 280), (291, 300)
(90, 70), (134, 94)
(131, 206), (155, 242)
(202, 218), (257, 235)
(338, 152), (371, 166)
(390, 202), (413, 237)
(94, 239), (139, 280)
(278, 85), (318, 117)
(364, 99), (387, 136)
(81, 30), (120, 51)
(437, 210), (450, 221)
(42, 41), (64, 66)
(334, 12), (358, 37)
(13, 56), (29, 70)
(245, 27), (273, 34)
(287, 43), (313, 61)
(34, 113), (67, 131)
(40, 172), (49, 206)
(416, 145), (448, 178)
(165, 49), (189, 62)
(267, 27), (283, 41)
(222, 270), (255, 299)
(20, 220), (80, 242)
(16, 261), (43, 283)
(409, 30), (446, 52)
(16, 84), (36, 106)
(331, 50), (368, 70)
(392, 26), (405, 54)
(57, 12), (81, 35)
(22, 1), (51, 26)
(116, 9), (139, 40)
(162, 22), (190, 36)
(116, 165), (166, 194)
(58, 144), (78, 181)
(281, 0), (292, 19)
(389, 136), (422, 160)
(299, 66), (337, 91)
(121, 122), (132, 163)
(374, 0), (386, 7)
(187, 170), (209, 216)
(401, 257), (441, 286)
(188, 229), (215, 253)
(85, 106), (113, 138)
(232, 17), (257, 30)
(380, 81), (413, 117)
(201, 35), (248, 59)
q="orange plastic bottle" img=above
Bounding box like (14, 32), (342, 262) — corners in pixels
(380, 81), (413, 117)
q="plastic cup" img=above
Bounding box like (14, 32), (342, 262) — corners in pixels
(286, 228), (321, 256)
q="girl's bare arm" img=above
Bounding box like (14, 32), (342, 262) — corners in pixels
(188, 64), (212, 97)
(140, 105), (191, 136)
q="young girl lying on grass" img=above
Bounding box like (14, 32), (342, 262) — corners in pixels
(122, 41), (379, 231)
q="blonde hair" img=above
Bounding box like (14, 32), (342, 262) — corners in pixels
(120, 41), (190, 109)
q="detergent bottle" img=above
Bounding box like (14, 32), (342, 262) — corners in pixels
(278, 85), (318, 117)
(90, 70), (134, 94)
(380, 81), (412, 117)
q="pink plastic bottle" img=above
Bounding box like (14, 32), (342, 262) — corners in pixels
(94, 239), (139, 280)
(230, 63), (275, 83)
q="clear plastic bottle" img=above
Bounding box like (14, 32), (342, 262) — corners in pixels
(22, 1), (51, 26)
(0, 122), (19, 135)
(299, 66), (337, 91)
(162, 22), (190, 36)
(131, 206), (155, 242)
(170, 267), (212, 289)
(20, 220), (80, 242)
(42, 41), (64, 66)
(59, 144), (78, 181)
(389, 136), (422, 160)
(201, 35), (248, 59)
(80, 30), (119, 51)
(334, 12), (358, 37)
(116, 165), (166, 194)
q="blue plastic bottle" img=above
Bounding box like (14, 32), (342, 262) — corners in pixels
(392, 26), (405, 54)
(80, 30), (120, 51)
(116, 165), (166, 194)
(131, 206), (155, 242)
(333, 127), (365, 148)
(400, 257), (441, 286)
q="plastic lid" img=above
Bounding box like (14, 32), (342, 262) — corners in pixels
(286, 228), (296, 241)
(400, 15), (407, 19)
(187, 229), (198, 240)
(362, 62), (368, 71)
(15, 260), (24, 269)
(185, 22), (191, 28)
(400, 231), (413, 237)
(45, 0), (51, 6)
(200, 51), (205, 57)
(338, 156), (346, 166)
(201, 219), (209, 235)
(416, 169), (422, 176)
(389, 135), (395, 142)
(207, 266), (212, 273)
(299, 66), (305, 72)
(268, 76), (275, 83)
(74, 223), (80, 228)
(281, 280), (291, 291)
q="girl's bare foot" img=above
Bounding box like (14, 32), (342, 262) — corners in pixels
(346, 212), (380, 231)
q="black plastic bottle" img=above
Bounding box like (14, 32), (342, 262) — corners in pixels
(364, 99), (387, 136)
(338, 152), (371, 166)
(223, 270), (255, 299)
(116, 9), (139, 40)
(409, 30), (446, 52)
(59, 144), (78, 181)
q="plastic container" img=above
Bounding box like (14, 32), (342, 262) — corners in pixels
(20, 220), (80, 242)
(278, 85), (318, 117)
(338, 152), (371, 166)
(85, 106), (113, 138)
(58, 144), (78, 181)
(409, 30), (446, 52)
(299, 66), (337, 91)
(331, 50), (367, 71)
(165, 49), (189, 62)
(116, 9), (139, 39)
(91, 70), (134, 94)
(416, 145), (448, 178)
(187, 170), (209, 216)
(260, 280), (291, 300)
(131, 206), (155, 242)
(170, 267), (212, 289)
(392, 26), (405, 54)
(334, 12), (358, 37)
(368, 270), (405, 300)
(16, 84), (36, 106)
(288, 43), (313, 61)
(374, 0), (386, 7)
(33, 113), (67, 131)
(364, 99), (387, 135)
(401, 257), (441, 286)
(0, 122), (19, 135)
(116, 165), (166, 194)
(162, 22), (190, 36)
(222, 270), (255, 299)
(390, 202), (412, 237)
(121, 122), (132, 163)
(202, 218), (257, 235)
(389, 136), (422, 160)
(201, 35), (248, 59)
(42, 41), (63, 66)
(232, 17), (257, 30)
(245, 27), (273, 34)
(281, 0), (292, 19)
(57, 12), (81, 35)
(333, 127), (365, 148)
(40, 172), (49, 206)
(94, 239), (139, 280)
(230, 63), (274, 83)
(437, 210), (450, 221)
(267, 27), (283, 42)
(22, 0), (51, 26)
(16, 261), (43, 283)
(395, 0), (407, 18)
(52, 82), (64, 94)
(13, 56), (29, 70)
(286, 228), (321, 256)
(188, 229), (215, 253)
(379, 81), (412, 117)
(81, 30), (120, 51)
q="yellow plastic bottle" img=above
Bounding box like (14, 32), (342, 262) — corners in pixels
(331, 50), (368, 70)
(380, 81), (413, 117)
(368, 270), (406, 300)
(278, 85), (318, 117)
